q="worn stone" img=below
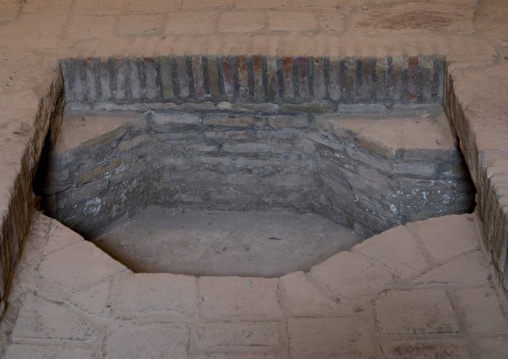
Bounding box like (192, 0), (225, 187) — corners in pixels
(414, 251), (491, 286)
(353, 225), (430, 278)
(455, 287), (508, 335)
(104, 323), (189, 359)
(309, 251), (396, 299)
(39, 240), (126, 293)
(12, 293), (97, 343)
(199, 277), (283, 320)
(374, 289), (460, 335)
(197, 322), (281, 351)
(287, 318), (379, 359)
(113, 273), (199, 320)
(380, 339), (472, 359)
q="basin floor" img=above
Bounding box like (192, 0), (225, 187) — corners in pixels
(92, 205), (363, 277)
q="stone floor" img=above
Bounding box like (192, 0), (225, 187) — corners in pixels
(1, 0), (508, 358)
(92, 206), (363, 277)
(1, 211), (507, 358)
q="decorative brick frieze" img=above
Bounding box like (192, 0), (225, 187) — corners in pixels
(61, 55), (445, 107)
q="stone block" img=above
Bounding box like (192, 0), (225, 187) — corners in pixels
(269, 11), (317, 32)
(204, 113), (264, 127)
(198, 276), (283, 320)
(68, 280), (113, 318)
(309, 251), (396, 299)
(165, 12), (218, 34)
(374, 289), (460, 335)
(43, 219), (83, 256)
(78, 158), (122, 184)
(12, 293), (97, 343)
(455, 287), (508, 335)
(414, 251), (491, 286)
(39, 240), (126, 293)
(152, 112), (200, 125)
(353, 225), (430, 278)
(473, 336), (508, 359)
(113, 273), (199, 321)
(196, 321), (281, 351)
(380, 339), (472, 359)
(279, 271), (341, 316)
(118, 133), (150, 152)
(287, 317), (379, 359)
(117, 15), (162, 36)
(4, 345), (97, 359)
(104, 323), (189, 359)
(407, 214), (480, 262)
(218, 11), (266, 33)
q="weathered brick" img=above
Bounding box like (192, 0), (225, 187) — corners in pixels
(419, 55), (434, 103)
(159, 56), (174, 100)
(221, 56), (235, 100)
(144, 58), (158, 100)
(281, 57), (294, 100)
(129, 59), (142, 100)
(252, 55), (264, 101)
(328, 58), (341, 101)
(237, 55), (249, 100)
(206, 56), (221, 100)
(361, 57), (373, 102)
(391, 55), (406, 103)
(375, 57), (387, 101)
(175, 56), (190, 98)
(313, 57), (326, 99)
(266, 57), (279, 101)
(297, 57), (310, 99)
(407, 56), (419, 101)
(344, 57), (355, 102)
(83, 58), (97, 102)
(113, 58), (128, 100)
(192, 56), (206, 99)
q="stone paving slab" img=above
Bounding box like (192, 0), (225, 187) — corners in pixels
(2, 210), (507, 358)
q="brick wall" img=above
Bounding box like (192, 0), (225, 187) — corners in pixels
(61, 55), (445, 107)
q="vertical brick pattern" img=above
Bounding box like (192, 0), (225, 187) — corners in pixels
(61, 55), (445, 106)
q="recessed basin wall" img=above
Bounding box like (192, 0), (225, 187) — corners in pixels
(38, 107), (475, 239)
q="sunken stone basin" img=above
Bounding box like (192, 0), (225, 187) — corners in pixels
(34, 104), (474, 276)
(32, 54), (475, 276)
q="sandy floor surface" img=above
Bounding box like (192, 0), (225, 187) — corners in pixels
(93, 205), (363, 277)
